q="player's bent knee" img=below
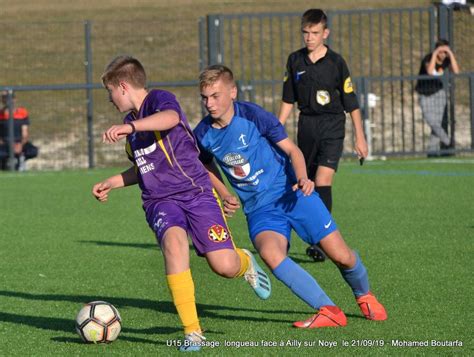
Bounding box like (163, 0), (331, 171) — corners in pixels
(205, 250), (240, 278)
(208, 262), (239, 278)
(259, 250), (286, 270)
(331, 250), (356, 269)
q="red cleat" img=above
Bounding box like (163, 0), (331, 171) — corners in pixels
(356, 292), (387, 321)
(293, 306), (347, 328)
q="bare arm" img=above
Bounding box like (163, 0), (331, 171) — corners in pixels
(349, 109), (368, 159)
(426, 46), (460, 75)
(103, 110), (180, 143)
(275, 138), (314, 196)
(278, 101), (294, 125)
(426, 50), (440, 75)
(92, 166), (138, 202)
(21, 124), (29, 146)
(204, 161), (241, 217)
(446, 48), (460, 74)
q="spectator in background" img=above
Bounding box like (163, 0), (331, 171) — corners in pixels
(416, 39), (460, 157)
(0, 91), (37, 170)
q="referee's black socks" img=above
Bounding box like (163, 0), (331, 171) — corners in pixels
(316, 186), (332, 213)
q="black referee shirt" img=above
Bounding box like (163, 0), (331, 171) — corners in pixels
(282, 46), (359, 116)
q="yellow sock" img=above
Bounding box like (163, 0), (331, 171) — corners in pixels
(166, 269), (201, 334)
(234, 248), (250, 278)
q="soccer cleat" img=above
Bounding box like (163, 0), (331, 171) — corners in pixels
(293, 306), (347, 328)
(242, 249), (271, 300)
(356, 292), (387, 321)
(179, 331), (206, 352)
(306, 244), (326, 262)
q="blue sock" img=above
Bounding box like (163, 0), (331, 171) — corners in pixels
(339, 252), (370, 297)
(272, 257), (334, 309)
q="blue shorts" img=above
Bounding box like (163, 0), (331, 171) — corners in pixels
(246, 190), (337, 245)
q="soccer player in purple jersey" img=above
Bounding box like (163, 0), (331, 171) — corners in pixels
(91, 56), (271, 352)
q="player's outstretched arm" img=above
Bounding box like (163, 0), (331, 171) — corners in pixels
(92, 166), (137, 202)
(349, 109), (368, 160)
(204, 161), (241, 217)
(276, 138), (314, 196)
(103, 110), (180, 143)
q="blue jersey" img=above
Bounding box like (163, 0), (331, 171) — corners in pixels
(194, 101), (296, 214)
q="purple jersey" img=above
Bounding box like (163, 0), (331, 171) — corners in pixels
(123, 89), (213, 208)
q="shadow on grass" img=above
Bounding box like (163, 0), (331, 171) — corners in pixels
(289, 256), (322, 264)
(0, 311), (162, 344)
(344, 313), (367, 320)
(0, 290), (301, 328)
(78, 240), (317, 265)
(78, 240), (159, 251)
(78, 240), (198, 252)
(51, 335), (166, 345)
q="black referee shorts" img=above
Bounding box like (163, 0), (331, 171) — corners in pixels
(297, 113), (346, 179)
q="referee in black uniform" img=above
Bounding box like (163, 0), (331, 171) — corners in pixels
(279, 9), (368, 262)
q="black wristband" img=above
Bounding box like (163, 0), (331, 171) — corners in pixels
(128, 122), (136, 133)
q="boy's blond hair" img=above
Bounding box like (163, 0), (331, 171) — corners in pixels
(101, 55), (147, 89)
(199, 65), (235, 90)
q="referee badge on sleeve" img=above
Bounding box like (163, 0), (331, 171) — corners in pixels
(344, 77), (354, 93)
(316, 90), (330, 106)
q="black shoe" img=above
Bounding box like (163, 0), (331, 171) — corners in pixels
(427, 152), (441, 158)
(440, 142), (456, 157)
(306, 244), (326, 262)
(440, 150), (455, 157)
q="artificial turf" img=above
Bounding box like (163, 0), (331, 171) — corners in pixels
(0, 158), (472, 355)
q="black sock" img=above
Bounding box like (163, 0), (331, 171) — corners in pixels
(315, 186), (332, 213)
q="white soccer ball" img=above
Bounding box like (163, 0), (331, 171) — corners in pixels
(75, 301), (122, 343)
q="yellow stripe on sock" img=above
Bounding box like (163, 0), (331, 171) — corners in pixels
(234, 248), (250, 278)
(166, 269), (201, 334)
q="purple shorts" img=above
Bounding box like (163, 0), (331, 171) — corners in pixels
(145, 190), (236, 256)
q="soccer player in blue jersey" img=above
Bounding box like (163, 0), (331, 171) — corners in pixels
(91, 56), (271, 351)
(194, 65), (387, 328)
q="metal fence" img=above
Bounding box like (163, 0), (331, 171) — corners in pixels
(356, 73), (474, 156)
(0, 18), (205, 170)
(206, 4), (474, 157)
(1, 5), (473, 171)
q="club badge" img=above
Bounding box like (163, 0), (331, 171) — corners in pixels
(223, 152), (251, 179)
(208, 224), (230, 242)
(316, 90), (331, 106)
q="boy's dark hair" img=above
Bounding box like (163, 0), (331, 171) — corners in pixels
(101, 55), (147, 89)
(301, 9), (328, 29)
(199, 65), (235, 89)
(435, 38), (450, 48)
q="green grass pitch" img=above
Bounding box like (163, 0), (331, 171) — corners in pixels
(0, 158), (472, 355)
